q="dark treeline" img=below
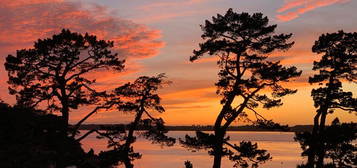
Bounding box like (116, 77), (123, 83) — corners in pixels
(0, 102), (98, 168)
(0, 8), (356, 168)
(78, 124), (314, 132)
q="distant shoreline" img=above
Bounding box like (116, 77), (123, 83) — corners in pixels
(77, 124), (313, 132)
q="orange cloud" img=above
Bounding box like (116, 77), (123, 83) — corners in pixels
(3, 0), (64, 6)
(112, 27), (165, 59)
(0, 0), (164, 60)
(277, 0), (350, 21)
(0, 0), (164, 102)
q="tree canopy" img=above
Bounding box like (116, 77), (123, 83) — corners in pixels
(5, 29), (125, 129)
(310, 30), (356, 114)
(115, 74), (175, 168)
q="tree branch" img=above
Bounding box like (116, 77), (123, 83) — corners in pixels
(71, 103), (114, 137)
(75, 128), (117, 144)
(75, 129), (97, 142)
(246, 106), (268, 121)
(66, 63), (104, 82)
(144, 110), (156, 120)
(222, 86), (264, 129)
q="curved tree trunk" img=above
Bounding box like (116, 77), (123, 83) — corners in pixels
(211, 86), (239, 168)
(308, 74), (334, 167)
(123, 108), (145, 168)
(315, 75), (334, 168)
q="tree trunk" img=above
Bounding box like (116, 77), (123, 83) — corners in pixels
(125, 110), (144, 149)
(316, 111), (327, 168)
(123, 109), (144, 168)
(59, 82), (70, 133)
(212, 129), (224, 168)
(61, 105), (69, 132)
(212, 145), (223, 168)
(307, 112), (321, 167)
(124, 159), (133, 168)
(211, 87), (237, 168)
(308, 74), (334, 167)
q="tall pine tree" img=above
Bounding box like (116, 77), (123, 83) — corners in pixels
(181, 9), (302, 168)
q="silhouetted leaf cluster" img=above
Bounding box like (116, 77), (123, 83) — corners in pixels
(184, 160), (193, 168)
(254, 119), (289, 131)
(180, 131), (271, 168)
(227, 141), (271, 168)
(139, 118), (176, 146)
(180, 131), (217, 151)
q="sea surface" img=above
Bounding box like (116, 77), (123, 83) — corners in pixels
(80, 131), (304, 168)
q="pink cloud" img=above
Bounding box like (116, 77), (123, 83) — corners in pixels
(277, 0), (307, 13)
(0, 0), (164, 101)
(277, 0), (350, 21)
(0, 0), (164, 60)
(3, 0), (64, 6)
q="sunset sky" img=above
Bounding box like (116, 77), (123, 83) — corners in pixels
(0, 0), (356, 126)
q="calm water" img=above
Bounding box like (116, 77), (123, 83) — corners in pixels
(80, 131), (304, 168)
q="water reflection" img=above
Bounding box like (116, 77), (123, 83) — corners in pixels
(80, 131), (303, 168)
